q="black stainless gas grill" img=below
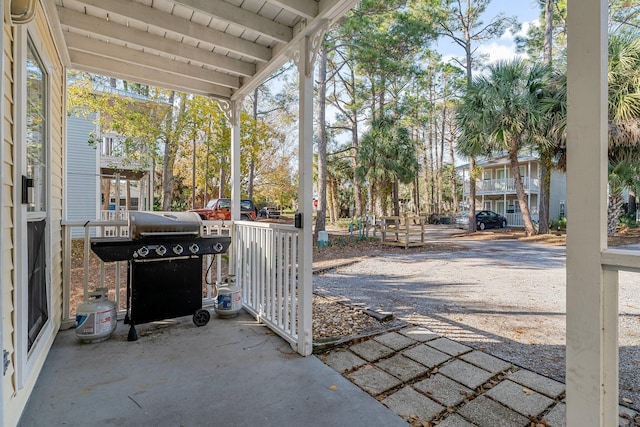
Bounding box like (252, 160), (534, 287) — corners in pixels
(90, 211), (231, 341)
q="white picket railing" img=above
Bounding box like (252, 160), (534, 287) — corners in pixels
(463, 177), (540, 195)
(234, 222), (301, 348)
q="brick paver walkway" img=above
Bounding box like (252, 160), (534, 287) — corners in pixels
(321, 326), (640, 426)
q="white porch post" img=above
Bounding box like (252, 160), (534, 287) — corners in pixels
(295, 33), (318, 356)
(230, 100), (241, 274)
(230, 100), (241, 222)
(566, 1), (618, 426)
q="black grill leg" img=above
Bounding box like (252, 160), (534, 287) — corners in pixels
(127, 324), (138, 341)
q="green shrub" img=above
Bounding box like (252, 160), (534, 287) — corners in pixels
(550, 216), (567, 231)
(618, 211), (638, 228)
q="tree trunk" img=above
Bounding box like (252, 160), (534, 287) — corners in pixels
(102, 178), (111, 210)
(219, 162), (226, 199)
(608, 194), (624, 236)
(161, 91), (178, 211)
(538, 0), (554, 234)
(538, 151), (552, 234)
(449, 121), (458, 213)
(315, 47), (328, 233)
(508, 146), (537, 236)
(628, 187), (637, 215)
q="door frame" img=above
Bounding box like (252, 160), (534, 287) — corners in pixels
(13, 23), (54, 390)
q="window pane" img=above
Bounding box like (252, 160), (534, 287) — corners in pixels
(26, 39), (47, 213)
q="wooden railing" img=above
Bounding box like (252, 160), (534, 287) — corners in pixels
(380, 214), (427, 249)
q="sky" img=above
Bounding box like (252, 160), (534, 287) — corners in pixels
(437, 0), (543, 63)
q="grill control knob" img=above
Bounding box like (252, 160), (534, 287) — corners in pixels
(138, 246), (149, 257)
(173, 244), (184, 255)
(189, 243), (200, 254)
(155, 245), (167, 256)
(214, 242), (223, 252)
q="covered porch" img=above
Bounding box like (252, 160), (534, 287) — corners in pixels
(18, 310), (406, 426)
(0, 1), (633, 427)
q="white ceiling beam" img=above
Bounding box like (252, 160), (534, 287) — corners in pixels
(64, 32), (241, 89)
(58, 7), (255, 77)
(70, 0), (271, 63)
(173, 0), (292, 44)
(70, 51), (233, 99)
(264, 0), (318, 20)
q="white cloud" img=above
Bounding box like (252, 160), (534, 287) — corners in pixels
(477, 41), (525, 63)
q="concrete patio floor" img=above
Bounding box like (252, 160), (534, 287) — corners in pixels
(18, 310), (406, 427)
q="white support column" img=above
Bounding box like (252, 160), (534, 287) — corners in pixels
(216, 99), (242, 273)
(295, 31), (322, 356)
(229, 101), (241, 222)
(566, 1), (617, 426)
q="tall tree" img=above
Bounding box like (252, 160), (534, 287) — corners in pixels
(356, 116), (420, 216)
(457, 59), (551, 236)
(429, 0), (517, 231)
(315, 46), (329, 234)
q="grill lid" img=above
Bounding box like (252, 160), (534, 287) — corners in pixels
(129, 211), (202, 240)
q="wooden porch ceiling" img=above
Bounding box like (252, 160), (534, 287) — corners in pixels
(48, 0), (359, 100)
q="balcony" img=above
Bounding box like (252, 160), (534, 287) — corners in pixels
(462, 177), (540, 196)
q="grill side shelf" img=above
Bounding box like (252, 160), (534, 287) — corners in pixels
(90, 238), (134, 262)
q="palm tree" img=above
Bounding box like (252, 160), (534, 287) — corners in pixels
(356, 116), (420, 216)
(607, 156), (639, 236)
(456, 59), (552, 236)
(607, 31), (640, 236)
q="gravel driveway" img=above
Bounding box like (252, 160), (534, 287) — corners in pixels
(313, 227), (640, 410)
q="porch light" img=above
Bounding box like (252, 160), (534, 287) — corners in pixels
(9, 0), (36, 24)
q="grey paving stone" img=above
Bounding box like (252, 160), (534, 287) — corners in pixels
(508, 369), (565, 399)
(346, 364), (403, 396)
(439, 359), (494, 390)
(620, 404), (639, 427)
(322, 349), (367, 373)
(437, 414), (478, 427)
(414, 373), (474, 407)
(382, 385), (444, 422)
(458, 396), (530, 427)
(403, 343), (452, 368)
(373, 331), (416, 351)
(461, 350), (512, 374)
(485, 380), (554, 417)
(427, 337), (473, 356)
(349, 338), (395, 362)
(375, 354), (429, 382)
(398, 326), (439, 342)
(543, 402), (565, 427)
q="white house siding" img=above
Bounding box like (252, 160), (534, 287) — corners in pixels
(66, 113), (99, 237)
(1, 16), (15, 427)
(2, 3), (65, 426)
(550, 170), (567, 221)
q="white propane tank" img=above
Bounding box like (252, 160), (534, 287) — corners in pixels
(75, 288), (117, 343)
(214, 275), (242, 318)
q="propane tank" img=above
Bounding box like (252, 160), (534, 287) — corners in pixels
(214, 275), (242, 318)
(75, 288), (117, 343)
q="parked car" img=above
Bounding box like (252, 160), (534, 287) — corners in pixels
(475, 210), (507, 230)
(453, 210), (507, 230)
(259, 206), (281, 219)
(453, 212), (470, 228)
(190, 198), (257, 221)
